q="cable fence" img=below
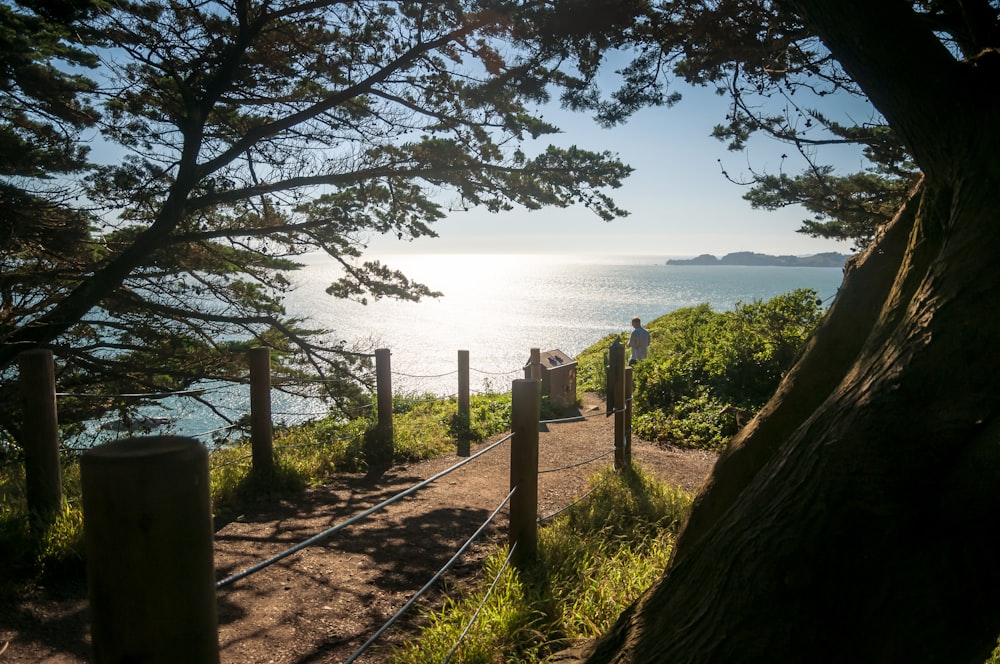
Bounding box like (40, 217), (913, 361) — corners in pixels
(441, 541), (519, 664)
(13, 340), (636, 662)
(210, 371), (626, 662)
(215, 432), (513, 589)
(343, 486), (518, 664)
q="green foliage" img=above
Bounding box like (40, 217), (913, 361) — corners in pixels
(0, 0), (633, 454)
(0, 460), (86, 582)
(390, 465), (692, 663)
(576, 334), (619, 394)
(634, 394), (739, 449)
(580, 290), (825, 450)
(2, 389), (513, 577)
(744, 162), (919, 251)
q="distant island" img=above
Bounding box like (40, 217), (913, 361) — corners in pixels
(666, 251), (850, 268)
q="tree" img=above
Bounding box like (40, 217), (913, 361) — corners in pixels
(0, 0), (633, 449)
(0, 0), (101, 254)
(551, 0), (1000, 661)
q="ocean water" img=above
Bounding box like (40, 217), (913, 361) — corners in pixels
(285, 252), (845, 394)
(87, 253), (846, 443)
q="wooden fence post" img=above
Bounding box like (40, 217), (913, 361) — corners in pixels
(609, 340), (626, 470)
(249, 346), (274, 475)
(529, 347), (541, 381)
(18, 349), (62, 530)
(375, 348), (393, 441)
(624, 365), (634, 469)
(457, 350), (470, 457)
(510, 378), (540, 567)
(363, 348), (394, 471)
(81, 436), (219, 664)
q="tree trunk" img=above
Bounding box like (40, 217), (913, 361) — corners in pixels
(559, 174), (1000, 663)
(550, 2), (1000, 661)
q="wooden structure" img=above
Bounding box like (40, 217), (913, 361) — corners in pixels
(524, 349), (577, 408)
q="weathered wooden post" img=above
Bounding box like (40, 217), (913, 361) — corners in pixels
(81, 436), (219, 664)
(364, 348), (394, 471)
(18, 349), (62, 530)
(249, 346), (274, 475)
(529, 347), (541, 381)
(457, 350), (471, 457)
(608, 340), (626, 470)
(375, 348), (393, 442)
(624, 365), (634, 469)
(509, 378), (540, 567)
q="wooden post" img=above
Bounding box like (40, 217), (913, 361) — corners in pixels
(375, 348), (393, 442)
(529, 347), (542, 381)
(18, 349), (62, 530)
(457, 350), (470, 457)
(509, 378), (540, 567)
(81, 436), (219, 664)
(249, 347), (274, 475)
(362, 347), (393, 471)
(624, 365), (634, 469)
(609, 340), (626, 470)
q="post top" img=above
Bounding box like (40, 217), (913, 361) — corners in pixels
(81, 436), (205, 464)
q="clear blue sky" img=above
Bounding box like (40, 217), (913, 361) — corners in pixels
(370, 81), (868, 258)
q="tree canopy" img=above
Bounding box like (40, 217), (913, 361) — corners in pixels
(0, 0), (635, 447)
(543, 0), (923, 250)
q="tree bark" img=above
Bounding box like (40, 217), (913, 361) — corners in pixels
(557, 4), (1000, 661)
(565, 176), (1000, 663)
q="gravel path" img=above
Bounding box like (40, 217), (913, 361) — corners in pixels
(0, 393), (718, 663)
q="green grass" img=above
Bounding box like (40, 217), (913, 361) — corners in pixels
(0, 459), (87, 582)
(0, 390), (695, 661)
(0, 391), (514, 580)
(388, 464), (692, 663)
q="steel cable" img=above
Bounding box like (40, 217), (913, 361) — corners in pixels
(441, 541), (519, 664)
(215, 432), (514, 589)
(539, 448), (614, 474)
(343, 486), (517, 664)
(538, 469), (618, 523)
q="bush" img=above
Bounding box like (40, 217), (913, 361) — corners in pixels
(582, 290), (825, 450)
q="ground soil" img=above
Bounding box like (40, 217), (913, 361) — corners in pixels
(0, 393), (717, 663)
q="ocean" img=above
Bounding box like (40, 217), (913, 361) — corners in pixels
(285, 252), (844, 393)
(87, 253), (847, 443)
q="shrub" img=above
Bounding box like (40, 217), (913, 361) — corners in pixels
(583, 290), (825, 450)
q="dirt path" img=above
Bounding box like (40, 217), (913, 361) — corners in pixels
(0, 393), (717, 664)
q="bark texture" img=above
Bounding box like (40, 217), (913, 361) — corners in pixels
(555, 3), (1000, 661)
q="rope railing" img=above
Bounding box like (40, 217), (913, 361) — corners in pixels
(346, 395), (622, 659)
(539, 448), (614, 475)
(208, 453), (254, 470)
(23, 351), (521, 471)
(470, 367), (522, 376)
(18, 343), (634, 662)
(392, 369), (459, 379)
(442, 541), (519, 664)
(538, 469), (619, 524)
(193, 423), (242, 440)
(539, 407), (613, 425)
(344, 485), (518, 664)
(216, 432), (514, 589)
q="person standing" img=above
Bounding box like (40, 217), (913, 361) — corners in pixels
(628, 316), (650, 365)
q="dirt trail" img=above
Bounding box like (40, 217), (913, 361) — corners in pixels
(0, 393), (717, 663)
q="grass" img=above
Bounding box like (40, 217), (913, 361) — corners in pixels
(0, 391), (514, 581)
(0, 390), (703, 664)
(0, 457), (87, 582)
(388, 464), (692, 664)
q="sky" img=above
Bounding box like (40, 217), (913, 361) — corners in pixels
(367, 80), (869, 259)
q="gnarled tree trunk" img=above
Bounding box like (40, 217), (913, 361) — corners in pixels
(558, 1), (1000, 661)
